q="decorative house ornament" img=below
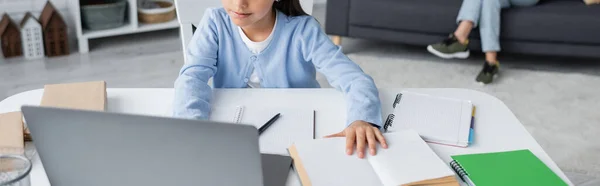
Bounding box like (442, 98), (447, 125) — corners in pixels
(39, 1), (69, 57)
(20, 12), (45, 59)
(0, 13), (23, 58)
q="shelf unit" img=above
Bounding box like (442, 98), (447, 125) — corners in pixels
(67, 0), (180, 53)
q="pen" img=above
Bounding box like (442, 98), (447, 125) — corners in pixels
(258, 113), (281, 135)
(313, 110), (316, 139)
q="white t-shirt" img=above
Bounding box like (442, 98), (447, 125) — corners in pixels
(238, 14), (277, 88)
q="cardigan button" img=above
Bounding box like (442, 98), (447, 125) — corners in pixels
(250, 56), (257, 61)
(244, 78), (249, 82)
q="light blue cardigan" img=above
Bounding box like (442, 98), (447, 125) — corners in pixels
(173, 8), (383, 127)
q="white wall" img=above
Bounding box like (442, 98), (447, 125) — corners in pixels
(0, 0), (68, 14)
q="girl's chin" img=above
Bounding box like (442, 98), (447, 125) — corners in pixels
(232, 19), (254, 28)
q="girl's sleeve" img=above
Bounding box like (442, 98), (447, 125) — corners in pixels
(298, 17), (383, 127)
(173, 9), (219, 120)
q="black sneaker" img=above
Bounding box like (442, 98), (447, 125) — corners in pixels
(427, 34), (470, 59)
(476, 61), (499, 84)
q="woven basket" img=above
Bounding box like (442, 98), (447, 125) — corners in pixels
(138, 0), (176, 24)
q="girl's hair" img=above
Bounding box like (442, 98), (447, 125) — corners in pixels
(273, 0), (308, 16)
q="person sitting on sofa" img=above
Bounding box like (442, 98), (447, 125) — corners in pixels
(427, 0), (539, 84)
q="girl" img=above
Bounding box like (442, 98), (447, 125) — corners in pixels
(172, 0), (387, 159)
(427, 0), (539, 84)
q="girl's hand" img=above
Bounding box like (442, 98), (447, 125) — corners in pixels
(325, 120), (388, 159)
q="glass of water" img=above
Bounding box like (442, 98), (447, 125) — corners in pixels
(0, 155), (31, 186)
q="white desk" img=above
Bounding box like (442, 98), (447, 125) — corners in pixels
(0, 88), (573, 186)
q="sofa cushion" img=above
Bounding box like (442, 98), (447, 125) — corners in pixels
(502, 0), (600, 44)
(349, 0), (600, 44)
(349, 0), (462, 36)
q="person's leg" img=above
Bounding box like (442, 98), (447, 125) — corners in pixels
(476, 0), (539, 84)
(454, 22), (474, 45)
(427, 0), (482, 59)
(482, 0), (538, 64)
(454, 0), (483, 43)
(475, 0), (510, 84)
(485, 52), (498, 64)
(479, 0), (510, 61)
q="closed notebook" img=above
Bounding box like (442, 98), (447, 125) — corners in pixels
(383, 91), (473, 147)
(289, 130), (459, 186)
(450, 149), (568, 186)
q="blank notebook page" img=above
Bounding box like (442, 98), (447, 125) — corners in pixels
(210, 106), (314, 155)
(293, 138), (382, 186)
(367, 130), (455, 186)
(391, 92), (471, 144)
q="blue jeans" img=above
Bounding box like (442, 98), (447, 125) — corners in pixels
(457, 0), (538, 52)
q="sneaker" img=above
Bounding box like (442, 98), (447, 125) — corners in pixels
(427, 34), (470, 59)
(476, 61), (499, 84)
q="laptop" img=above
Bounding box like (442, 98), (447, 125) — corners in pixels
(22, 106), (292, 186)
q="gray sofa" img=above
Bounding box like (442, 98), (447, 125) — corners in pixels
(325, 0), (600, 58)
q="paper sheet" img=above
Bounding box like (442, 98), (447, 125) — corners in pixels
(367, 130), (456, 186)
(390, 92), (472, 146)
(210, 106), (314, 155)
(292, 138), (382, 186)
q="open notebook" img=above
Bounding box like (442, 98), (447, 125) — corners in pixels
(289, 130), (459, 186)
(383, 91), (474, 147)
(210, 106), (314, 155)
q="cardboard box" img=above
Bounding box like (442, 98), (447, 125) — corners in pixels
(23, 81), (107, 140)
(40, 81), (107, 111)
(0, 112), (25, 155)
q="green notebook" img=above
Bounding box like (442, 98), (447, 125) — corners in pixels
(450, 149), (567, 186)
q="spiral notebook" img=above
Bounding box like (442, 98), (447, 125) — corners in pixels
(210, 106), (315, 155)
(450, 149), (567, 186)
(383, 91), (474, 147)
(289, 129), (459, 186)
